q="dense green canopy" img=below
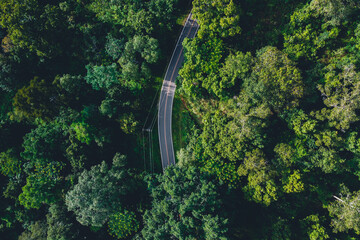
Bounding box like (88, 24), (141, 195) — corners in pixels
(1, 0), (360, 239)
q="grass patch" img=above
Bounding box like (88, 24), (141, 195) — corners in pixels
(172, 94), (196, 157)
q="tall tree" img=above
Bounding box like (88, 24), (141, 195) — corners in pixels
(244, 46), (304, 112)
(65, 154), (138, 227)
(141, 166), (229, 240)
(317, 50), (360, 131)
(12, 77), (58, 122)
(0, 0), (74, 58)
(193, 0), (242, 38)
(328, 185), (360, 234)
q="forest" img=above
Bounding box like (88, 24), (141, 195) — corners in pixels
(1, 0), (360, 239)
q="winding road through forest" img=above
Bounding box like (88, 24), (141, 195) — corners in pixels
(158, 13), (199, 170)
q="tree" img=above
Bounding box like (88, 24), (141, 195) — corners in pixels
(87, 0), (152, 34)
(19, 161), (64, 209)
(56, 74), (90, 101)
(285, 109), (318, 137)
(70, 105), (111, 147)
(87, 0), (180, 35)
(219, 51), (254, 96)
(0, 0), (74, 58)
(98, 85), (135, 122)
(12, 77), (58, 121)
(18, 121), (67, 209)
(179, 37), (225, 98)
(282, 170), (305, 194)
(269, 218), (292, 240)
(301, 215), (330, 240)
(85, 64), (120, 91)
(317, 51), (360, 131)
(47, 204), (77, 240)
(18, 221), (47, 240)
(309, 0), (360, 26)
(238, 149), (278, 206)
(311, 129), (344, 173)
(273, 143), (296, 168)
(244, 46), (304, 112)
(141, 166), (229, 240)
(0, 149), (22, 177)
(328, 185), (360, 234)
(193, 0), (242, 38)
(108, 209), (139, 239)
(105, 34), (125, 60)
(0, 54), (23, 92)
(147, 0), (180, 30)
(197, 94), (271, 186)
(21, 121), (66, 164)
(283, 0), (359, 61)
(118, 35), (159, 90)
(65, 154), (137, 227)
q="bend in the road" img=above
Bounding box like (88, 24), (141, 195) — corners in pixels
(158, 13), (199, 170)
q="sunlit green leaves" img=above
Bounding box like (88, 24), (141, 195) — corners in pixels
(244, 46), (304, 112)
(193, 0), (242, 38)
(108, 209), (139, 239)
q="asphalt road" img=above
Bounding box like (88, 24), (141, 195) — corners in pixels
(158, 13), (199, 170)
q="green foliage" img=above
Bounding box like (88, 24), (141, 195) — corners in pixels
(219, 51), (254, 95)
(71, 122), (94, 145)
(284, 0), (360, 61)
(270, 218), (292, 240)
(301, 215), (329, 240)
(180, 37), (225, 98)
(87, 0), (148, 33)
(19, 161), (64, 209)
(282, 170), (305, 193)
(98, 85), (134, 121)
(21, 121), (65, 164)
(311, 129), (344, 173)
(193, 0), (242, 38)
(65, 133), (86, 172)
(141, 166), (229, 240)
(12, 77), (57, 122)
(238, 149), (278, 206)
(65, 154), (136, 227)
(105, 34), (125, 60)
(47, 204), (76, 240)
(274, 143), (296, 168)
(118, 113), (138, 134)
(0, 149), (21, 177)
(196, 95), (270, 186)
(148, 0), (180, 30)
(108, 209), (139, 239)
(3, 0), (360, 238)
(87, 0), (179, 35)
(328, 185), (360, 234)
(85, 64), (120, 91)
(286, 109), (317, 137)
(317, 49), (360, 131)
(70, 105), (110, 147)
(19, 121), (66, 209)
(346, 132), (360, 154)
(57, 74), (88, 99)
(244, 46), (304, 112)
(18, 221), (47, 240)
(0, 55), (21, 93)
(118, 35), (159, 90)
(0, 0), (71, 57)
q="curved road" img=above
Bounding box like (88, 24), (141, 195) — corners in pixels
(158, 13), (199, 170)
